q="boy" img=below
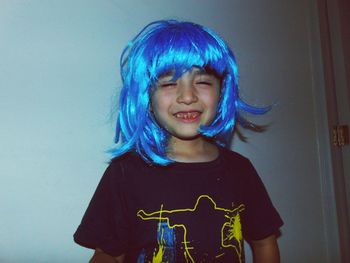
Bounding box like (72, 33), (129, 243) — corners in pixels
(74, 19), (283, 263)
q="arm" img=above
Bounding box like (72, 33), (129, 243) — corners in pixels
(250, 234), (280, 263)
(89, 248), (125, 263)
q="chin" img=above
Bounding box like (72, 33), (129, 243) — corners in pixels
(173, 133), (202, 141)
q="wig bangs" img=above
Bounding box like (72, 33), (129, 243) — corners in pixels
(145, 25), (228, 85)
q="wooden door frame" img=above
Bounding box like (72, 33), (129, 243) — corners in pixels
(311, 0), (350, 262)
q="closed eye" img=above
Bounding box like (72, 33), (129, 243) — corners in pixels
(159, 82), (177, 88)
(196, 81), (213, 86)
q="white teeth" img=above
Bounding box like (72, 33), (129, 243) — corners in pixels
(175, 112), (199, 119)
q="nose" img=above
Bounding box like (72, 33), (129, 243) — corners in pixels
(176, 82), (198, 105)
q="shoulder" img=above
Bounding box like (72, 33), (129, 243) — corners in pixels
(109, 151), (146, 169)
(106, 151), (153, 181)
(218, 146), (260, 181)
(219, 146), (252, 166)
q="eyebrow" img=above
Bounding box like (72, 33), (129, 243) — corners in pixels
(195, 71), (212, 77)
(193, 70), (218, 80)
(157, 70), (175, 79)
(157, 75), (175, 83)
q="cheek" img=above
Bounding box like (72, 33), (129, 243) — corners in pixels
(150, 96), (169, 124)
(150, 93), (160, 113)
(151, 92), (172, 111)
(205, 90), (220, 108)
(213, 86), (221, 107)
(151, 99), (163, 115)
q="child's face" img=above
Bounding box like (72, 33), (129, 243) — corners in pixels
(151, 67), (220, 142)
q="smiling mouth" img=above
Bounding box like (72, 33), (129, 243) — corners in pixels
(173, 111), (201, 122)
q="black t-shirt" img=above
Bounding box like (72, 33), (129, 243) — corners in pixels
(74, 147), (283, 262)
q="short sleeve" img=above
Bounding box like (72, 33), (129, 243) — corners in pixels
(241, 160), (283, 241)
(73, 162), (129, 257)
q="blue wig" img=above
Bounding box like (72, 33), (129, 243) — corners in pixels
(112, 20), (270, 165)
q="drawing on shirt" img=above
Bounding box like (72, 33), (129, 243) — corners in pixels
(137, 195), (245, 263)
(136, 220), (176, 263)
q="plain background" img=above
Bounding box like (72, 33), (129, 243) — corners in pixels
(0, 0), (348, 262)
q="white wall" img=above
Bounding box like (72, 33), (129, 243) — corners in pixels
(0, 0), (337, 262)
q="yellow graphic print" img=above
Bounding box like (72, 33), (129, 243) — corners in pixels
(152, 205), (167, 263)
(137, 195), (245, 263)
(153, 240), (165, 263)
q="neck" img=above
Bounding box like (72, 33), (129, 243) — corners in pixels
(167, 137), (219, 163)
